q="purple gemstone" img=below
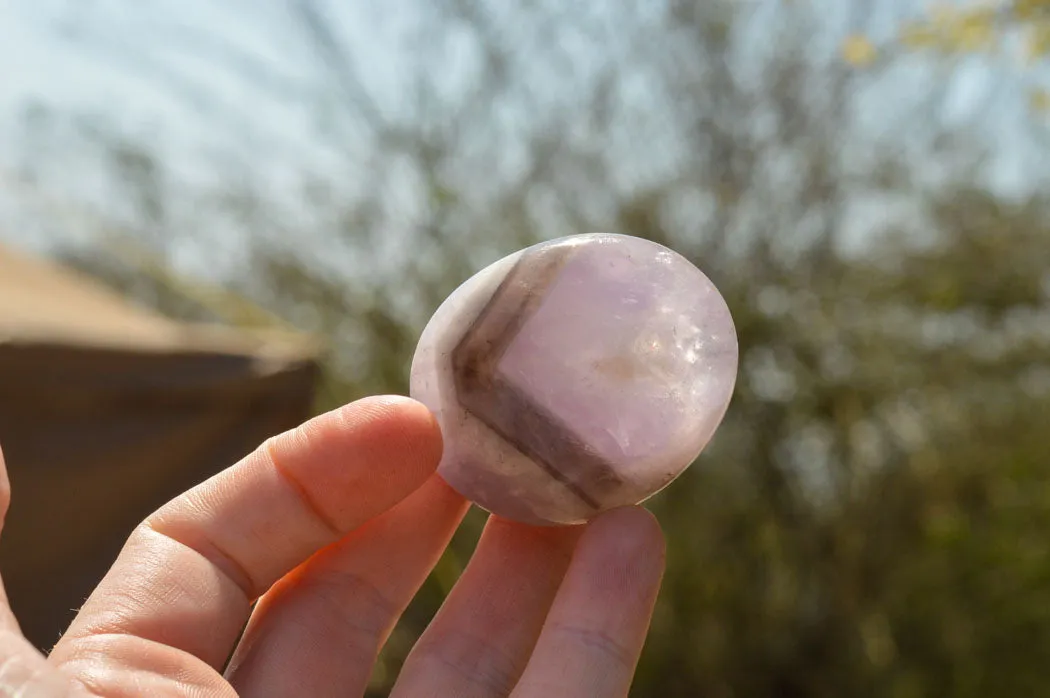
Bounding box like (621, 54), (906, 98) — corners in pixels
(410, 233), (738, 525)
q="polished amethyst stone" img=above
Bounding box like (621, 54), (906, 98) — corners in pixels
(410, 233), (738, 525)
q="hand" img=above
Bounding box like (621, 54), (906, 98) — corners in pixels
(0, 396), (665, 697)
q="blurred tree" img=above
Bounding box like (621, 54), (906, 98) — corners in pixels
(10, 0), (1050, 696)
(841, 0), (1050, 112)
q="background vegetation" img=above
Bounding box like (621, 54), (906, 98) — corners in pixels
(4, 1), (1050, 695)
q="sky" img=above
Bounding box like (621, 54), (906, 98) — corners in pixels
(0, 2), (398, 189)
(0, 0), (426, 276)
(0, 0), (1045, 272)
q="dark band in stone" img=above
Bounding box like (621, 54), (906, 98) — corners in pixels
(451, 242), (625, 510)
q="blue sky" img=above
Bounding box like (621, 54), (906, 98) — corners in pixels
(0, 0), (1045, 268)
(0, 2), (397, 180)
(0, 1), (412, 269)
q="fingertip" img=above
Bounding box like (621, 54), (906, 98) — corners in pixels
(575, 507), (666, 593)
(378, 395), (445, 462)
(335, 395), (444, 467)
(484, 515), (585, 567)
(347, 394), (431, 420)
(277, 395), (443, 489)
(588, 506), (665, 554)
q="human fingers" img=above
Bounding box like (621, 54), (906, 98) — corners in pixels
(49, 396), (442, 687)
(224, 474), (468, 697)
(510, 507), (664, 698)
(389, 516), (582, 698)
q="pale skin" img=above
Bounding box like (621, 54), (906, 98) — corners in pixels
(0, 396), (665, 697)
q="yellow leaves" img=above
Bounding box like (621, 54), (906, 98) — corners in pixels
(951, 8), (998, 50)
(843, 0), (1050, 125)
(841, 35), (878, 66)
(1029, 87), (1050, 111)
(897, 5), (998, 55)
(1023, 21), (1050, 60)
(901, 22), (941, 49)
(864, 0), (1050, 70)
(1015, 0), (1050, 21)
(844, 3), (1002, 69)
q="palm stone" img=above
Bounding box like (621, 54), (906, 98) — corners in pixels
(410, 233), (738, 525)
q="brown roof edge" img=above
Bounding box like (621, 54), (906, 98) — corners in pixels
(0, 323), (325, 363)
(0, 242), (324, 362)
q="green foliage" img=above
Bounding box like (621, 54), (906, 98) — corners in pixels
(631, 189), (1050, 697)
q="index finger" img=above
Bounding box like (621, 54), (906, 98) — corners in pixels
(50, 395), (442, 671)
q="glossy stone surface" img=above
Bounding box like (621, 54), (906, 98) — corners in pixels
(410, 233), (738, 525)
